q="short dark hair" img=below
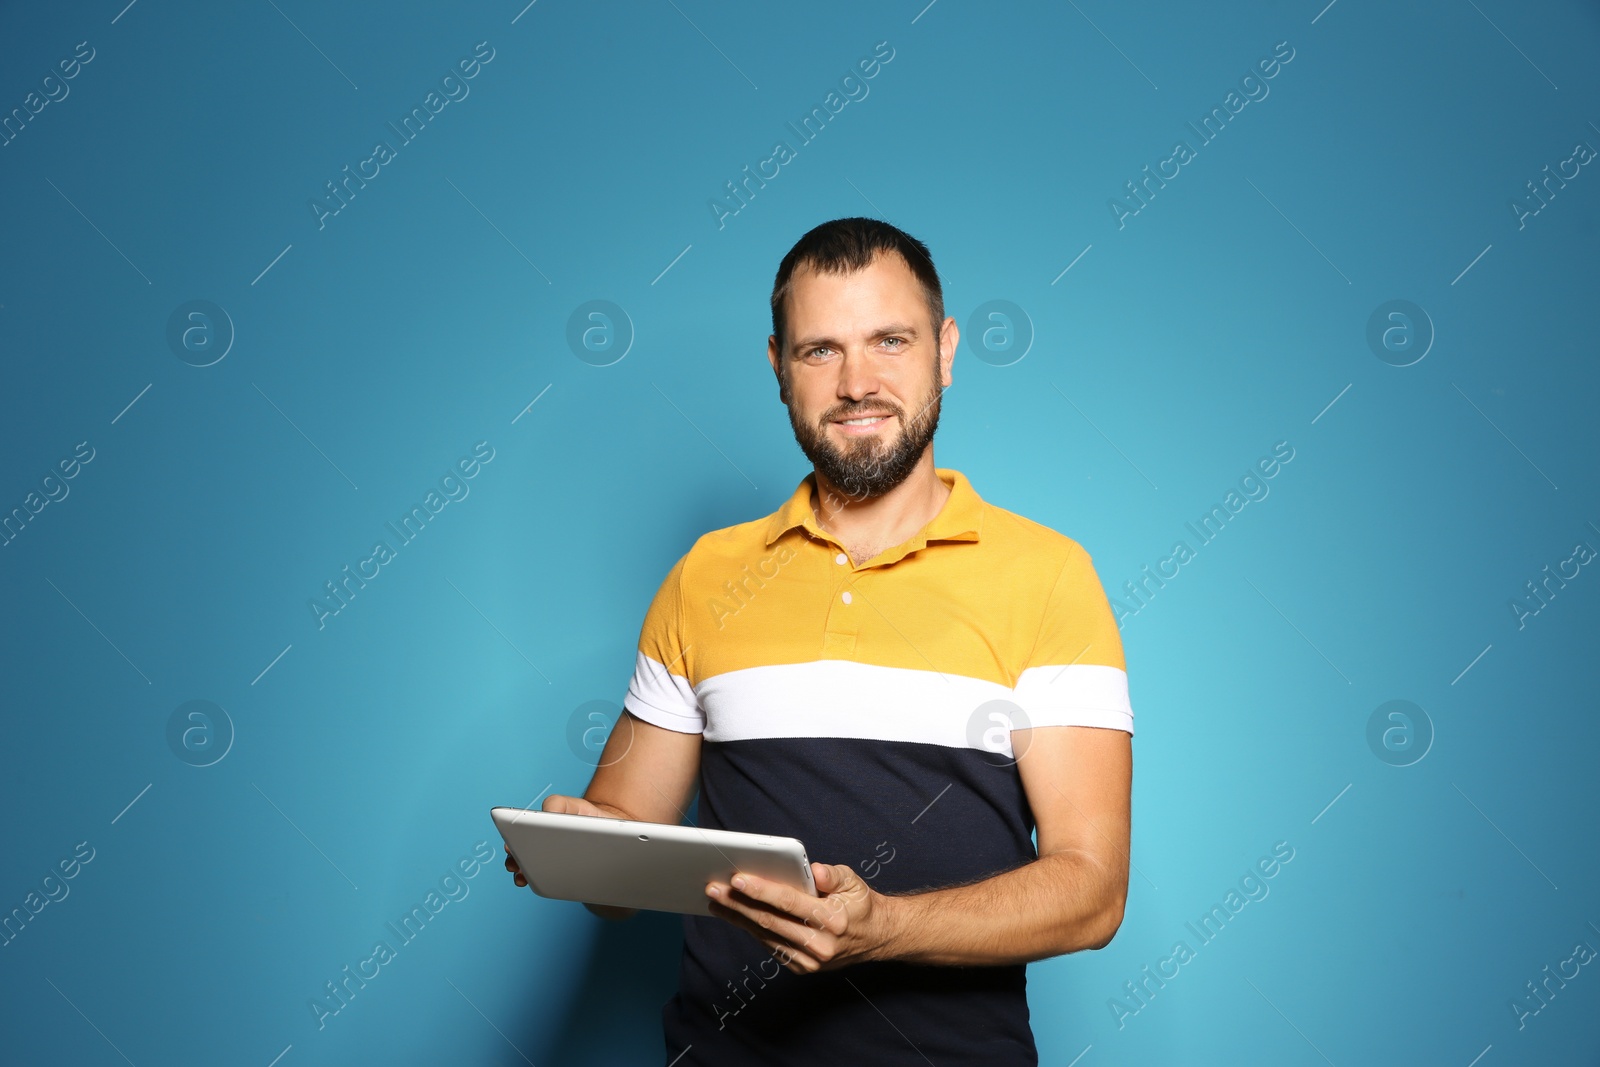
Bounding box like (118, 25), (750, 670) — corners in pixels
(769, 217), (944, 360)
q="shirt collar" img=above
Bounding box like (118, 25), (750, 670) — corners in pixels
(763, 467), (985, 554)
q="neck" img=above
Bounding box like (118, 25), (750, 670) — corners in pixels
(810, 452), (950, 559)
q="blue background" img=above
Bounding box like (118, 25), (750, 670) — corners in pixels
(2, 0), (1597, 1064)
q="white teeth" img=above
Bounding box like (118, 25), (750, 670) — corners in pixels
(840, 416), (886, 425)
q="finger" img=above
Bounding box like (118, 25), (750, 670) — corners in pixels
(730, 873), (843, 932)
(739, 876), (844, 934)
(707, 892), (808, 948)
(542, 793), (589, 815)
(780, 952), (820, 974)
(811, 862), (833, 893)
(812, 863), (859, 897)
(709, 880), (809, 930)
(729, 873), (809, 919)
(709, 882), (833, 949)
(734, 874), (848, 936)
(770, 939), (825, 974)
(707, 899), (822, 971)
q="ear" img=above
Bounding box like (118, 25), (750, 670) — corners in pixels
(938, 316), (958, 388)
(768, 334), (787, 403)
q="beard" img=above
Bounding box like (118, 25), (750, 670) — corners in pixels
(782, 363), (943, 503)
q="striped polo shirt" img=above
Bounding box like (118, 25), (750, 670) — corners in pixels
(622, 466), (1132, 1066)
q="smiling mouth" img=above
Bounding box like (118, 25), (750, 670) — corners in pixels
(833, 413), (893, 427)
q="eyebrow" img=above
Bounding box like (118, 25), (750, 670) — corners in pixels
(792, 323), (921, 351)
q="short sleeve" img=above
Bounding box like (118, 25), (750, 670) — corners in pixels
(1011, 542), (1134, 735)
(621, 553), (704, 734)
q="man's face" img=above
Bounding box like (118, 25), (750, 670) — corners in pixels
(768, 251), (957, 504)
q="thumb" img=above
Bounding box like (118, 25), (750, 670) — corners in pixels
(813, 862), (855, 894)
(812, 862), (834, 893)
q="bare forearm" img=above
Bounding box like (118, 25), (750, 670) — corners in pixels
(879, 851), (1125, 966)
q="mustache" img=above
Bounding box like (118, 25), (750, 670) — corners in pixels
(825, 404), (899, 422)
(823, 385), (942, 428)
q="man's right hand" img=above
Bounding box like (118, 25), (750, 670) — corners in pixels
(503, 793), (639, 921)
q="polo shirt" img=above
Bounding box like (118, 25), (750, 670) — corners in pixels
(622, 466), (1133, 1066)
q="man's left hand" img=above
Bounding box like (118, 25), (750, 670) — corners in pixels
(706, 862), (900, 974)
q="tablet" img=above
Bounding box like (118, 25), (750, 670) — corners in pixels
(491, 806), (817, 916)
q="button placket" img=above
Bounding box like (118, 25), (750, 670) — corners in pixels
(822, 546), (859, 655)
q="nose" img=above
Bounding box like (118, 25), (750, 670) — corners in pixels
(835, 347), (881, 403)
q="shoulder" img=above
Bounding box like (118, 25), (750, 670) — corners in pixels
(672, 512), (785, 589)
(975, 496), (1091, 572)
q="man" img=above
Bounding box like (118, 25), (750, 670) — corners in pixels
(507, 217), (1134, 1064)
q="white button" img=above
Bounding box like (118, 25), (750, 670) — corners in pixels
(841, 591), (852, 604)
(835, 553), (847, 565)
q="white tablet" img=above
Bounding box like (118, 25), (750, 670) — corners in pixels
(492, 806), (817, 916)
